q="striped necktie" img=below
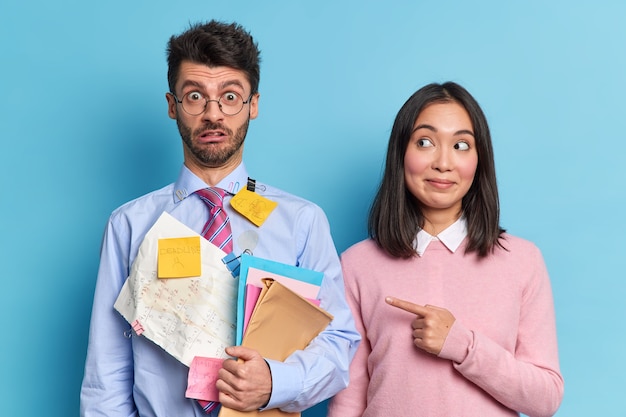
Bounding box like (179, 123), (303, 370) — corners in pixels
(196, 188), (233, 253)
(194, 188), (232, 412)
(199, 399), (219, 414)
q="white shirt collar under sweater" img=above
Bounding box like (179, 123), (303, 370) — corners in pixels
(413, 217), (468, 257)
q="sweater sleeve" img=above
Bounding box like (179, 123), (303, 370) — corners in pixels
(327, 255), (369, 417)
(438, 244), (564, 417)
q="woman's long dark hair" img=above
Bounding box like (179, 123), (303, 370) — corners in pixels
(369, 82), (505, 258)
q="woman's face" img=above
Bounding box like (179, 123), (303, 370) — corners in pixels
(404, 101), (478, 226)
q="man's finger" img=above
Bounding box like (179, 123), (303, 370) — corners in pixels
(226, 345), (258, 361)
(385, 296), (428, 315)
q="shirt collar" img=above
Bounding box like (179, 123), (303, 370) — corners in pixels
(172, 163), (250, 203)
(413, 217), (468, 256)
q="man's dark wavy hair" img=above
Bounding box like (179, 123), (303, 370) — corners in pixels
(166, 20), (261, 95)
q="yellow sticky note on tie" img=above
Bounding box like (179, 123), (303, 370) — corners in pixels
(230, 188), (277, 227)
(157, 236), (202, 278)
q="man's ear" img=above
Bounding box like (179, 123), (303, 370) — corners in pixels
(249, 93), (260, 120)
(166, 92), (177, 119)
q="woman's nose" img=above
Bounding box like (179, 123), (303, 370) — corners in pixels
(432, 148), (452, 172)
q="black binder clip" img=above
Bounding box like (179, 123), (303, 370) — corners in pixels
(246, 177), (256, 192)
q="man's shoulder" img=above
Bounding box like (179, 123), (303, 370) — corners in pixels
(258, 181), (323, 211)
(110, 183), (175, 219)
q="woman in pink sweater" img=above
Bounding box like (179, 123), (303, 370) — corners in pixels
(328, 82), (564, 417)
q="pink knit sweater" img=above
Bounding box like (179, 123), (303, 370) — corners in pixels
(328, 235), (563, 417)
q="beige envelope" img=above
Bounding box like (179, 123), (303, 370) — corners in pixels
(219, 278), (333, 417)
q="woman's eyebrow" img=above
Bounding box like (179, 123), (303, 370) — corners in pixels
(412, 123), (437, 133)
(412, 124), (474, 137)
(454, 129), (475, 137)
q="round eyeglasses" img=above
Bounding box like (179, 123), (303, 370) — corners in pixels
(171, 91), (253, 116)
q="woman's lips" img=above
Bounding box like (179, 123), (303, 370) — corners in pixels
(427, 178), (455, 189)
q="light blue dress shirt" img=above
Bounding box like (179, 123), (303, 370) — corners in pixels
(80, 163), (360, 417)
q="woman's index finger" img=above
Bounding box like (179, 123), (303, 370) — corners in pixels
(385, 296), (427, 315)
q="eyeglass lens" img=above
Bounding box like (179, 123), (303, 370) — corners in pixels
(181, 92), (246, 116)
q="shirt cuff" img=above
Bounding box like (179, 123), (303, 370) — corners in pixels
(438, 320), (472, 364)
(261, 359), (302, 410)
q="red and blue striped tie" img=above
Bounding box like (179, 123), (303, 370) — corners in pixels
(196, 188), (233, 254)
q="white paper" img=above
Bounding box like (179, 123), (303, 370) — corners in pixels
(114, 211), (237, 366)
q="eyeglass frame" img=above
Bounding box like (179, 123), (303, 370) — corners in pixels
(169, 91), (254, 116)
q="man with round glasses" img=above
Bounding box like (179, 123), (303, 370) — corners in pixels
(80, 20), (360, 417)
(171, 90), (254, 117)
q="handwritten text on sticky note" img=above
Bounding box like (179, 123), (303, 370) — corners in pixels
(157, 236), (201, 278)
(230, 188), (277, 227)
(186, 356), (223, 401)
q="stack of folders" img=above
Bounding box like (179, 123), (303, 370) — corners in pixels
(218, 255), (333, 417)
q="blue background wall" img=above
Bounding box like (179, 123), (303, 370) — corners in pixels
(1, 1), (624, 416)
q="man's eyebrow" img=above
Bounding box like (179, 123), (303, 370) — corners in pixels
(179, 80), (203, 91)
(219, 80), (245, 90)
(178, 79), (246, 92)
(412, 124), (475, 137)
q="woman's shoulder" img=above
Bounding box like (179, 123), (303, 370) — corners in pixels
(341, 238), (386, 260)
(497, 232), (543, 257)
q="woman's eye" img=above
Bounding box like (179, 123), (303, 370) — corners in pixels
(454, 141), (470, 151)
(417, 138), (433, 147)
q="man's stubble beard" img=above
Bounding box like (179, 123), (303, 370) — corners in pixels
(177, 116), (250, 167)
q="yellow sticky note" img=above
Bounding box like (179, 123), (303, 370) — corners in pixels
(230, 188), (278, 227)
(157, 236), (202, 278)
